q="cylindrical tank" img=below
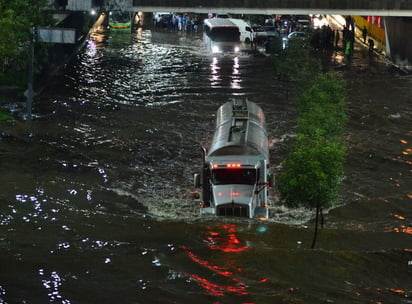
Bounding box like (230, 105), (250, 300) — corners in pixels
(207, 99), (269, 160)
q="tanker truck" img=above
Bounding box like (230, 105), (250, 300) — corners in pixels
(194, 98), (273, 219)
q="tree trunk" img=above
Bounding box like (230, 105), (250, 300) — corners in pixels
(311, 206), (319, 249)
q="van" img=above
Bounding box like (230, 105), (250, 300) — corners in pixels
(153, 12), (172, 27)
(227, 18), (255, 43)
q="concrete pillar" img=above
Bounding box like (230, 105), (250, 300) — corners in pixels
(384, 17), (412, 68)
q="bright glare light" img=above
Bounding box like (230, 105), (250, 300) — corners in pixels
(90, 9), (96, 16)
(212, 46), (220, 53)
(234, 46), (240, 53)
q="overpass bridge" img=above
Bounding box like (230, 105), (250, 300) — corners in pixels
(50, 0), (412, 68)
(129, 0), (412, 17)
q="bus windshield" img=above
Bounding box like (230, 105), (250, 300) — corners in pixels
(211, 169), (257, 185)
(210, 27), (240, 42)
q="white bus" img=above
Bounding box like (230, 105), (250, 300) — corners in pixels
(203, 18), (241, 54)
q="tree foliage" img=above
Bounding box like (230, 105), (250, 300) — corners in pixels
(0, 0), (51, 85)
(272, 35), (348, 247)
(278, 132), (346, 209)
(271, 39), (321, 82)
(277, 68), (347, 248)
(297, 73), (347, 140)
(278, 71), (347, 210)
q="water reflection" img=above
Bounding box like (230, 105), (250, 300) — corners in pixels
(231, 57), (241, 89)
(181, 223), (250, 296)
(209, 57), (221, 87)
(209, 56), (242, 90)
(204, 223), (249, 253)
(39, 269), (70, 303)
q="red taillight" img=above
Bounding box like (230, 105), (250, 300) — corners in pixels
(231, 192), (240, 196)
(226, 163), (242, 168)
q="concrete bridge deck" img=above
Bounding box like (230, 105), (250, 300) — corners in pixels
(129, 0), (412, 16)
(59, 0), (412, 16)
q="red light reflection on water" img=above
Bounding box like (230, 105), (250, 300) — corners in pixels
(388, 137), (412, 210)
(181, 224), (253, 297)
(389, 288), (407, 295)
(393, 214), (405, 220)
(205, 224), (249, 253)
(182, 245), (235, 277)
(393, 226), (412, 234)
(181, 245), (248, 296)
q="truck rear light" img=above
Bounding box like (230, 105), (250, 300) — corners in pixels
(226, 163), (242, 168)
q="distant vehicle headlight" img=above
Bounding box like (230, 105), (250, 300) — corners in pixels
(212, 46), (220, 53)
(234, 46), (240, 53)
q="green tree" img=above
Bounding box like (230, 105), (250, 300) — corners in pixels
(278, 133), (346, 210)
(297, 72), (346, 112)
(271, 39), (321, 82)
(277, 71), (347, 248)
(0, 0), (50, 86)
(297, 73), (347, 140)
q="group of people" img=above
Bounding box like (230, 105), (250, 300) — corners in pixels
(154, 13), (200, 33)
(309, 24), (339, 50)
(312, 18), (376, 56)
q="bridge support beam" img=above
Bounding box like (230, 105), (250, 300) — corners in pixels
(384, 17), (412, 69)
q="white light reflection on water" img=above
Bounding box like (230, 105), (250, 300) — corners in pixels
(86, 38), (97, 58)
(209, 56), (221, 88)
(15, 192), (45, 223)
(57, 242), (71, 250)
(39, 269), (71, 303)
(0, 285), (5, 298)
(97, 167), (109, 183)
(209, 56), (243, 90)
(231, 56), (241, 90)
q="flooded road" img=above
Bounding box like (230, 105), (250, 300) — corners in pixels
(0, 27), (411, 303)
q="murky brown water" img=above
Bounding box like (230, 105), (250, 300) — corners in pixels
(0, 27), (411, 303)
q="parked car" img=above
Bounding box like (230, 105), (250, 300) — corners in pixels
(294, 15), (312, 30)
(252, 25), (280, 44)
(287, 31), (308, 40)
(283, 31), (308, 48)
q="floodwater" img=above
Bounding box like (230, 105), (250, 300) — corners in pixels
(0, 27), (411, 303)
